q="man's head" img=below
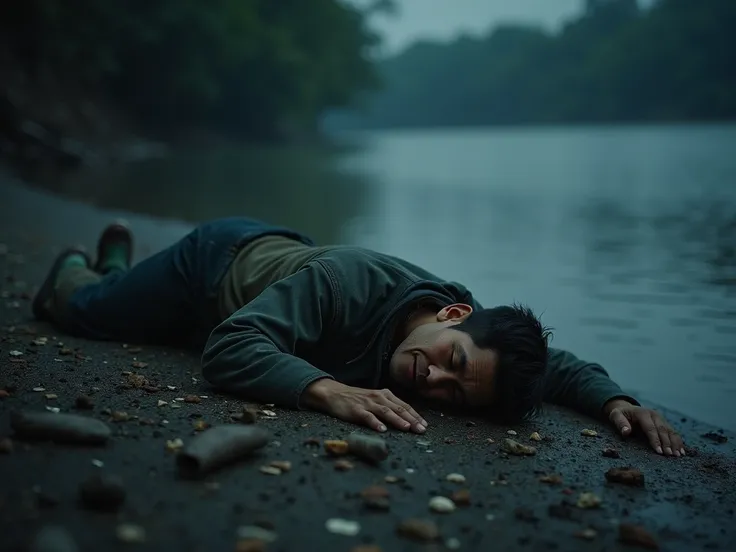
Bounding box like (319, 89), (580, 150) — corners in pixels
(388, 303), (550, 422)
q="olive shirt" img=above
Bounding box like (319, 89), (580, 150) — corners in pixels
(204, 235), (638, 417)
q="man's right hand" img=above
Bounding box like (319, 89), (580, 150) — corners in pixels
(302, 379), (428, 434)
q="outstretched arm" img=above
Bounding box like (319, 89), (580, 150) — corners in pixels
(201, 261), (425, 433)
(544, 348), (685, 456)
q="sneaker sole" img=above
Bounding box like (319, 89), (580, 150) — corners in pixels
(32, 248), (91, 322)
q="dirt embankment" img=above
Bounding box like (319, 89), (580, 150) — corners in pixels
(0, 48), (165, 175)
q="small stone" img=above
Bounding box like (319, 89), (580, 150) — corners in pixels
(131, 361), (148, 369)
(396, 519), (440, 542)
(75, 395), (94, 410)
(237, 525), (278, 542)
(193, 420), (209, 431)
(446, 537), (461, 550)
(44, 393), (58, 400)
(233, 406), (259, 424)
(91, 459), (104, 468)
(261, 409), (277, 417)
(324, 440), (349, 456)
(116, 523), (146, 543)
(45, 406), (60, 413)
(575, 528), (598, 540)
(384, 475), (400, 483)
(9, 350), (23, 357)
(0, 438), (13, 454)
(529, 432), (542, 441)
(110, 411), (129, 422)
(33, 386), (45, 392)
(502, 438), (537, 456)
(605, 467), (645, 487)
(429, 496), (455, 513)
(165, 438), (184, 452)
(618, 523), (659, 550)
(260, 466), (282, 476)
(157, 400), (168, 407)
(507, 430), (517, 435)
(59, 347), (73, 355)
(446, 473), (466, 483)
(334, 459), (354, 471)
(78, 474), (126, 512)
(363, 496), (390, 511)
(167, 385), (177, 390)
(602, 447), (621, 458)
(184, 395), (201, 404)
(539, 474), (563, 485)
(576, 492), (602, 509)
(32, 338), (48, 346)
(451, 489), (471, 506)
(270, 460), (291, 472)
(325, 518), (360, 536)
(581, 429), (598, 437)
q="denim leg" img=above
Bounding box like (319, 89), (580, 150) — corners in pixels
(58, 231), (199, 344)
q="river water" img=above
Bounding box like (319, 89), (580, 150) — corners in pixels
(25, 124), (736, 430)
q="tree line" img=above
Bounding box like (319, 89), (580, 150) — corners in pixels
(330, 0), (736, 130)
(1, 0), (391, 140)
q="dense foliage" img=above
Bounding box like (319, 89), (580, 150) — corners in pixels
(2, 0), (387, 139)
(333, 0), (736, 129)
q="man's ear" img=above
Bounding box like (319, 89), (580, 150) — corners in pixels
(437, 303), (473, 322)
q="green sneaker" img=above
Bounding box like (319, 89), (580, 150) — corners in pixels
(93, 221), (134, 274)
(32, 247), (91, 321)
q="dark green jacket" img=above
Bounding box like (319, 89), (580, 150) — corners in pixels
(201, 246), (636, 418)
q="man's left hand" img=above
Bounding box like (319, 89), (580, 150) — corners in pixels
(603, 399), (686, 457)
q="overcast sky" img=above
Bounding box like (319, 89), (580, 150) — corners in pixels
(367, 0), (585, 54)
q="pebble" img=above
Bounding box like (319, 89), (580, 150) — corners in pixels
(602, 447), (621, 458)
(396, 519), (440, 542)
(260, 466), (282, 476)
(44, 394), (58, 400)
(606, 467), (645, 487)
(157, 400), (168, 407)
(539, 474), (563, 485)
(581, 429), (598, 437)
(33, 386), (45, 392)
(576, 492), (602, 509)
(165, 438), (184, 452)
(270, 460), (291, 472)
(324, 440), (349, 456)
(501, 438), (537, 456)
(529, 432), (542, 441)
(74, 395), (94, 410)
(506, 430), (517, 435)
(428, 496), (456, 513)
(446, 473), (466, 483)
(451, 489), (471, 506)
(346, 432), (389, 463)
(363, 496), (390, 511)
(334, 459), (354, 471)
(575, 528), (598, 540)
(91, 459), (104, 468)
(184, 395), (201, 404)
(260, 410), (277, 417)
(384, 475), (400, 483)
(325, 518), (360, 536)
(78, 474), (126, 512)
(116, 523), (146, 543)
(11, 411), (111, 445)
(45, 406), (60, 413)
(237, 526), (278, 542)
(445, 537), (461, 550)
(9, 350), (23, 357)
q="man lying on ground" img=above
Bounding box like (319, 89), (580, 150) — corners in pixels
(33, 217), (686, 456)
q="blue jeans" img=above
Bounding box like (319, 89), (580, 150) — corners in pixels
(56, 217), (314, 348)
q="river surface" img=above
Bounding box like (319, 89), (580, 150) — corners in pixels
(22, 124), (736, 430)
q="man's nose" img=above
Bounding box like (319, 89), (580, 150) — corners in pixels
(426, 364), (454, 387)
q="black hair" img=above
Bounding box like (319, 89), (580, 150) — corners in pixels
(453, 303), (551, 422)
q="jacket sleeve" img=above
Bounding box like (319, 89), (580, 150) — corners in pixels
(543, 347), (640, 418)
(201, 261), (336, 408)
